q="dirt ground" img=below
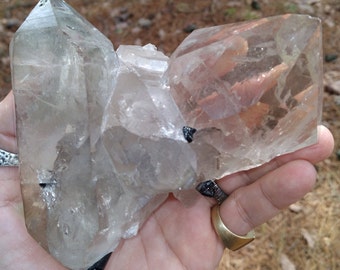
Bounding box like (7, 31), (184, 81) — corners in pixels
(0, 0), (339, 269)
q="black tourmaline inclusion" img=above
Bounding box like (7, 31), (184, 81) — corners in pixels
(182, 126), (197, 143)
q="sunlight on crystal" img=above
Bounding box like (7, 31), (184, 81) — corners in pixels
(10, 0), (323, 268)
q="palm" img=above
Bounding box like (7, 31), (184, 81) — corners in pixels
(107, 195), (222, 269)
(0, 92), (334, 270)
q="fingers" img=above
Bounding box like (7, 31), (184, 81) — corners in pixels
(219, 159), (317, 235)
(0, 168), (21, 200)
(0, 91), (17, 152)
(275, 125), (334, 165)
(218, 125), (334, 194)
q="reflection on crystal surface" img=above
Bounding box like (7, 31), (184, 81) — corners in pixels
(10, 0), (323, 268)
(168, 14), (323, 179)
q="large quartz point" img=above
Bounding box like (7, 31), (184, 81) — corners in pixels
(168, 13), (323, 179)
(10, 0), (323, 268)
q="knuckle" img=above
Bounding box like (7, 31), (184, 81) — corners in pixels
(232, 190), (256, 230)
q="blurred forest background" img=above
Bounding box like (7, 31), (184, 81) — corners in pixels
(0, 0), (339, 269)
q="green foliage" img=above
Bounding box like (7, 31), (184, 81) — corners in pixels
(243, 10), (260, 21)
(224, 7), (237, 18)
(284, 3), (299, 13)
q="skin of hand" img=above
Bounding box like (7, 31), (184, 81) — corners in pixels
(0, 92), (334, 270)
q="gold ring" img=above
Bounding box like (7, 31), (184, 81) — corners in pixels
(211, 204), (255, 251)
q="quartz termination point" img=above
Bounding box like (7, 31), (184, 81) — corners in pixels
(10, 1), (323, 268)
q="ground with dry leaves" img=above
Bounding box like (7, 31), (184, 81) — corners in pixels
(0, 0), (339, 269)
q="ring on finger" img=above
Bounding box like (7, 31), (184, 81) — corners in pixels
(196, 179), (255, 250)
(211, 204), (255, 251)
(0, 149), (19, 167)
(196, 179), (228, 204)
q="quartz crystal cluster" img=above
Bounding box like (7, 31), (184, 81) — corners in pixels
(10, 0), (323, 269)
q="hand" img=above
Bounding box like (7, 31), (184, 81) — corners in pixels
(0, 92), (334, 270)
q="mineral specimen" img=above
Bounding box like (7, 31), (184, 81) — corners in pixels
(10, 0), (323, 268)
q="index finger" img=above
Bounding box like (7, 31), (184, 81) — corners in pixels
(218, 125), (334, 194)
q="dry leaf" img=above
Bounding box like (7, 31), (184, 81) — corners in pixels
(301, 228), (316, 248)
(289, 203), (303, 213)
(280, 253), (296, 270)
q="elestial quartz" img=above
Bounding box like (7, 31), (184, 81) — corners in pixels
(10, 0), (323, 268)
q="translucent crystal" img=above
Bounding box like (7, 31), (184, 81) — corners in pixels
(168, 14), (323, 179)
(10, 0), (323, 268)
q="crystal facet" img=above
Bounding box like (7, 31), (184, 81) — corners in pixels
(168, 14), (323, 179)
(10, 0), (323, 268)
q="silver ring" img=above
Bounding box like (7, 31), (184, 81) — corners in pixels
(196, 179), (228, 204)
(0, 149), (19, 167)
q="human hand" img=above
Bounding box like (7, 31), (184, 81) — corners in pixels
(0, 91), (334, 270)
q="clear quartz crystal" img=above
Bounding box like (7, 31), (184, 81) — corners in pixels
(10, 0), (323, 268)
(168, 14), (323, 179)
